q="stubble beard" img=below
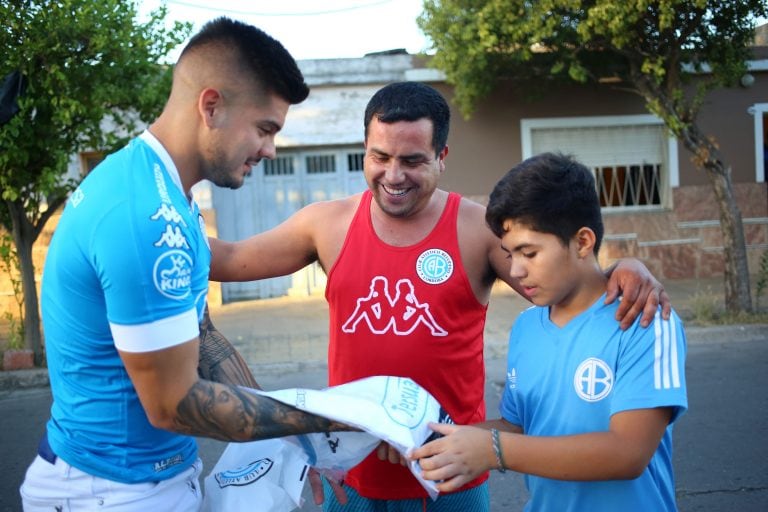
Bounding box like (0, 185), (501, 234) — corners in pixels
(205, 147), (245, 190)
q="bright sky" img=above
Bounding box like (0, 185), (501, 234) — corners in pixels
(138, 0), (433, 61)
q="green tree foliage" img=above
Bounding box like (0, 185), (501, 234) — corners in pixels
(419, 0), (768, 314)
(0, 0), (191, 362)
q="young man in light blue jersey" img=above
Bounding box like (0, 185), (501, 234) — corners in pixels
(20, 17), (351, 511)
(411, 152), (688, 511)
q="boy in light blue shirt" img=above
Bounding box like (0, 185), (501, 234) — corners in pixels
(411, 152), (688, 511)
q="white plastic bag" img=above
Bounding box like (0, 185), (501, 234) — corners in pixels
(203, 376), (444, 511)
(201, 438), (306, 512)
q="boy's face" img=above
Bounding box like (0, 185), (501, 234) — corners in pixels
(500, 219), (582, 307)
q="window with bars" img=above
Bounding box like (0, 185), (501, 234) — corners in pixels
(264, 157), (295, 176)
(347, 152), (365, 172)
(595, 164), (662, 208)
(306, 154), (336, 174)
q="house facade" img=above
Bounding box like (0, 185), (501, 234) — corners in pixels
(2, 49), (766, 314)
(212, 49), (768, 302)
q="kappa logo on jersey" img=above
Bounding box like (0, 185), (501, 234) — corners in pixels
(342, 276), (447, 336)
(416, 248), (453, 284)
(153, 250), (192, 299)
(214, 458), (274, 488)
(154, 224), (190, 249)
(574, 357), (613, 402)
(382, 377), (430, 428)
(150, 203), (187, 226)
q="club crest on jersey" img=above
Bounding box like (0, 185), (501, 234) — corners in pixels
(214, 458), (274, 488)
(416, 248), (453, 285)
(153, 250), (192, 300)
(573, 357), (613, 402)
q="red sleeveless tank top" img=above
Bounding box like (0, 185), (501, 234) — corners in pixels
(325, 190), (489, 499)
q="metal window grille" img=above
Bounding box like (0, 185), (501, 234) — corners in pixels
(594, 164), (662, 208)
(347, 152), (365, 172)
(306, 154), (336, 174)
(263, 157), (295, 176)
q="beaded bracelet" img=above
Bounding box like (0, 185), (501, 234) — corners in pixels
(491, 428), (506, 473)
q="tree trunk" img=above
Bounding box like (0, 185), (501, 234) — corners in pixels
(18, 236), (42, 363)
(630, 67), (753, 314)
(703, 165), (753, 314)
(679, 128), (753, 314)
(6, 199), (44, 364)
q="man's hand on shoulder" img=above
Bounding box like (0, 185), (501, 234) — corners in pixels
(605, 258), (671, 329)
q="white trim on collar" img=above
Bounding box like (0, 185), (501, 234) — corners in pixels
(139, 130), (186, 199)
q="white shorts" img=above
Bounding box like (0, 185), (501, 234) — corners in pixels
(20, 454), (203, 511)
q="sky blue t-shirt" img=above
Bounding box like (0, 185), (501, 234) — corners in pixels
(500, 295), (688, 511)
(42, 131), (210, 483)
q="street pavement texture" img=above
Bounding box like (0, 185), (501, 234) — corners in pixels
(0, 278), (766, 511)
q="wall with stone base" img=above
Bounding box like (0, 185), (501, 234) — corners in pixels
(600, 183), (768, 279)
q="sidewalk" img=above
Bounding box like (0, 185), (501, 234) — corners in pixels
(1, 276), (767, 391)
(206, 275), (768, 369)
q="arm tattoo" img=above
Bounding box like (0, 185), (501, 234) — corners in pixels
(198, 304), (260, 389)
(189, 305), (352, 440)
(175, 380), (352, 441)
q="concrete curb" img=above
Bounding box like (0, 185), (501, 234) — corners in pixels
(0, 368), (50, 392)
(1, 324), (765, 392)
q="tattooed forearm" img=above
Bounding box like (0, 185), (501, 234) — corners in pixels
(198, 305), (260, 389)
(174, 380), (352, 441)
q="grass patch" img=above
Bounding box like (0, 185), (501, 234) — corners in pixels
(685, 287), (768, 326)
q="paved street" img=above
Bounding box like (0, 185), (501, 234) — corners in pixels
(1, 281), (767, 510)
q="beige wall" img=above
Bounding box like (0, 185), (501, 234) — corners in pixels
(2, 69), (767, 316)
(435, 71), (766, 195)
(434, 81), (649, 198)
(599, 183), (768, 280)
(431, 74), (768, 281)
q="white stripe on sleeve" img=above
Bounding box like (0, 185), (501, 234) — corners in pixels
(111, 308), (199, 353)
(654, 310), (662, 389)
(653, 311), (682, 390)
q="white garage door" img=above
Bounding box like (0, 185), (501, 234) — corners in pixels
(213, 148), (367, 302)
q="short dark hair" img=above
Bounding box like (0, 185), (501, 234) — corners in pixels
(180, 17), (309, 104)
(485, 152), (604, 254)
(364, 82), (450, 156)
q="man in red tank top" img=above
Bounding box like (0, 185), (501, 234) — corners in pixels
(209, 82), (671, 511)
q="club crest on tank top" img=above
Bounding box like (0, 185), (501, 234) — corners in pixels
(416, 248), (453, 284)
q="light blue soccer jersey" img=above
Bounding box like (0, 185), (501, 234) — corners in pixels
(42, 131), (210, 483)
(500, 295), (687, 511)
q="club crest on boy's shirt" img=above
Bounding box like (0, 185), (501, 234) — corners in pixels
(574, 357), (613, 402)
